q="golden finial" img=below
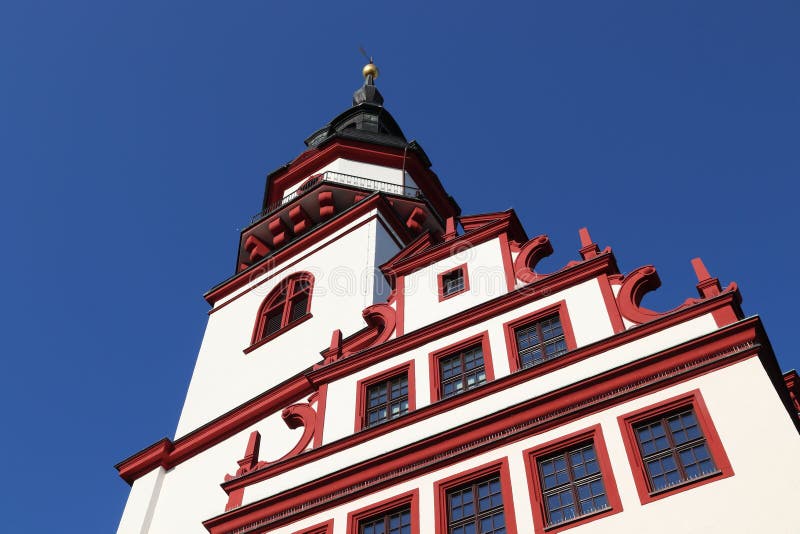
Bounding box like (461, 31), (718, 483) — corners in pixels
(362, 59), (379, 81)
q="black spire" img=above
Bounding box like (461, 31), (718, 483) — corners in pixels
(303, 61), (414, 153)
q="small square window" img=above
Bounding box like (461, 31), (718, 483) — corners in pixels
(438, 264), (470, 301)
(503, 302), (576, 374)
(355, 362), (416, 432)
(618, 390), (734, 504)
(365, 374), (409, 428)
(429, 333), (494, 402)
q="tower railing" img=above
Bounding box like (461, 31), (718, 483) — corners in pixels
(249, 171), (423, 224)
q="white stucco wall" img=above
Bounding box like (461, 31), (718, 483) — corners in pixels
(175, 212), (401, 438)
(402, 239), (511, 334)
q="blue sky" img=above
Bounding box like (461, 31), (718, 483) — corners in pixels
(1, 1), (797, 532)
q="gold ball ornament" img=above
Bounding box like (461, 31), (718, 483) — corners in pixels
(362, 62), (379, 80)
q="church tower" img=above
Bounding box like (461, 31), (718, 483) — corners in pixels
(116, 63), (800, 534)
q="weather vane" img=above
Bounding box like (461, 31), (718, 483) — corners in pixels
(359, 45), (379, 81)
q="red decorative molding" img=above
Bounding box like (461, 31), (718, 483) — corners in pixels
(522, 425), (622, 534)
(783, 370), (800, 415)
(405, 207), (426, 233)
(432, 458), (518, 534)
(598, 274), (626, 334)
(436, 263), (470, 302)
(245, 271), (315, 354)
(428, 331), (495, 402)
(318, 191), (335, 220)
(499, 232), (517, 293)
(381, 209), (527, 278)
(616, 389), (734, 504)
(268, 216), (292, 248)
(513, 235), (554, 283)
(354, 360), (416, 432)
(616, 264), (740, 326)
(578, 227), (601, 260)
(244, 235), (271, 263)
(346, 489), (419, 534)
(289, 205), (312, 234)
(501, 300), (577, 374)
(222, 403), (317, 510)
(320, 304), (397, 365)
(204, 320), (762, 533)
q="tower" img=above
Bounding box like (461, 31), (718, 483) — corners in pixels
(116, 63), (800, 534)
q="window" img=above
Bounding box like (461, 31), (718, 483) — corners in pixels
(447, 475), (506, 534)
(355, 362), (415, 431)
(524, 425), (621, 534)
(429, 333), (494, 401)
(347, 490), (418, 534)
(248, 272), (314, 351)
(503, 301), (576, 374)
(359, 505), (412, 534)
(618, 390), (733, 504)
(434, 459), (517, 534)
(516, 314), (567, 369)
(438, 264), (470, 301)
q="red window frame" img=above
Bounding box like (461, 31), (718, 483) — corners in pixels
(523, 425), (622, 534)
(292, 519), (333, 534)
(617, 389), (734, 504)
(437, 263), (470, 301)
(346, 489), (420, 534)
(246, 272), (314, 353)
(354, 361), (416, 432)
(433, 458), (518, 534)
(502, 301), (577, 374)
(428, 332), (495, 402)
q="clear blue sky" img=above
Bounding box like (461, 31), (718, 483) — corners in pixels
(1, 1), (797, 531)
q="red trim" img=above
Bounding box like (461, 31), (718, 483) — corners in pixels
(514, 235), (554, 283)
(616, 389), (734, 504)
(436, 263), (470, 302)
(433, 457), (518, 534)
(522, 425), (622, 534)
(244, 314), (313, 354)
(319, 304), (396, 365)
(354, 360), (416, 432)
(207, 196), (409, 306)
(381, 210), (527, 278)
(395, 275), (405, 337)
(784, 370), (800, 414)
(292, 518), (333, 534)
(501, 301), (577, 374)
(313, 383), (328, 449)
(499, 232), (517, 292)
(428, 331), (495, 402)
(598, 274), (625, 334)
(265, 138), (457, 219)
(203, 320), (761, 533)
(246, 271), (315, 353)
(346, 489), (420, 534)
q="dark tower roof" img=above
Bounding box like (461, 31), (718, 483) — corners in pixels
(302, 63), (431, 166)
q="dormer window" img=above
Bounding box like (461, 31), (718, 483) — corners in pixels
(246, 272), (314, 352)
(438, 264), (469, 301)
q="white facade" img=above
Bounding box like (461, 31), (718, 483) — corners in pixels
(117, 74), (800, 534)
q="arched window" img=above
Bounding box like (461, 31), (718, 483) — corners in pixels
(251, 272), (314, 345)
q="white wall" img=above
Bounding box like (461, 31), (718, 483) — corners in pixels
(402, 238), (511, 334)
(281, 158), (419, 198)
(175, 212), (401, 438)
